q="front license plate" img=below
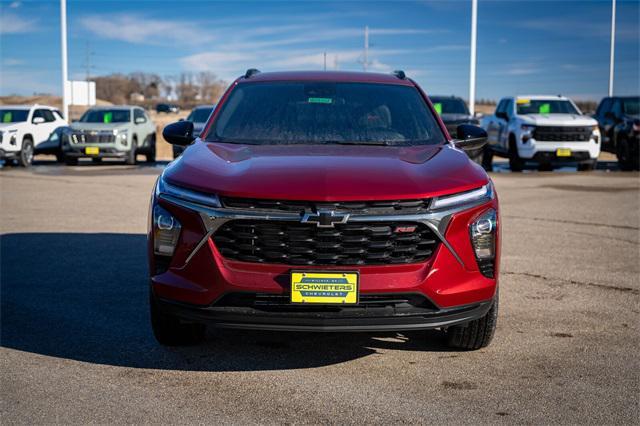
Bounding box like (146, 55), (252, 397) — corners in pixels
(85, 147), (99, 155)
(556, 148), (571, 157)
(291, 271), (359, 304)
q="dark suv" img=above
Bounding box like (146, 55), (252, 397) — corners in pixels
(150, 70), (500, 350)
(594, 96), (639, 170)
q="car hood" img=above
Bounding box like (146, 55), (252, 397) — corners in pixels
(163, 142), (489, 201)
(0, 123), (23, 131)
(71, 122), (130, 132)
(520, 114), (597, 126)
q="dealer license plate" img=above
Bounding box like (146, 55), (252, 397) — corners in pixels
(290, 271), (359, 304)
(85, 147), (99, 155)
(556, 148), (571, 157)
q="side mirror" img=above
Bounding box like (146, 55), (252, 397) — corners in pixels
(495, 111), (508, 121)
(604, 111), (617, 121)
(32, 116), (45, 124)
(162, 120), (194, 146)
(135, 117), (146, 124)
(453, 124), (488, 154)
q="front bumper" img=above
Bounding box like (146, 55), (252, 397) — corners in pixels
(0, 149), (20, 160)
(64, 146), (128, 159)
(149, 183), (500, 332)
(154, 293), (495, 332)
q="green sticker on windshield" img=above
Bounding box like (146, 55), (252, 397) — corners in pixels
(539, 103), (551, 114)
(2, 112), (11, 123)
(103, 112), (113, 123)
(308, 97), (333, 104)
(433, 103), (442, 115)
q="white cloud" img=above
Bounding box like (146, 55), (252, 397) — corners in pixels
(0, 70), (58, 95)
(3, 58), (24, 66)
(79, 14), (215, 46)
(0, 12), (37, 34)
(9, 1), (21, 8)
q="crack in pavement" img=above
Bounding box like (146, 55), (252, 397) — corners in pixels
(502, 270), (639, 295)
(503, 215), (639, 231)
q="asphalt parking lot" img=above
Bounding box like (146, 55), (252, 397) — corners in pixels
(1, 161), (638, 424)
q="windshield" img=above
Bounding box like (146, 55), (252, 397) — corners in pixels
(430, 98), (469, 115)
(207, 82), (445, 146)
(187, 107), (214, 123)
(622, 98), (640, 115)
(517, 100), (579, 115)
(0, 109), (29, 123)
(80, 109), (131, 123)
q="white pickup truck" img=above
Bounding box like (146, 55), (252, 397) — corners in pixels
(0, 105), (68, 167)
(480, 95), (601, 171)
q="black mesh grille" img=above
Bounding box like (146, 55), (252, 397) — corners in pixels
(533, 126), (592, 142)
(71, 131), (117, 144)
(213, 220), (439, 265)
(221, 197), (430, 215)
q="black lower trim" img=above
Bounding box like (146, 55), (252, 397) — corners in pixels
(0, 149), (19, 160)
(532, 151), (592, 163)
(155, 294), (494, 332)
(64, 148), (127, 159)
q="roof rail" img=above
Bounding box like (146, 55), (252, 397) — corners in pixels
(392, 70), (406, 80)
(244, 68), (261, 79)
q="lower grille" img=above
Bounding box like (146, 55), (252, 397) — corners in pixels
(213, 220), (439, 265)
(533, 126), (592, 142)
(215, 292), (438, 311)
(71, 131), (116, 144)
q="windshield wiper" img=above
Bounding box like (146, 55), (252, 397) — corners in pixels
(321, 140), (397, 146)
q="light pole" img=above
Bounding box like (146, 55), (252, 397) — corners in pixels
(60, 0), (69, 120)
(469, 0), (478, 116)
(608, 0), (616, 96)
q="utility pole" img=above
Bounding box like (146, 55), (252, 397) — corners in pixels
(60, 0), (68, 120)
(608, 0), (616, 96)
(469, 0), (478, 116)
(363, 26), (369, 72)
(323, 51), (327, 71)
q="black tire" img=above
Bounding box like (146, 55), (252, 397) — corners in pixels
(508, 136), (524, 172)
(145, 134), (156, 163)
(126, 138), (137, 165)
(446, 291), (498, 350)
(92, 157), (102, 164)
(481, 146), (494, 172)
(150, 290), (206, 346)
(18, 137), (34, 168)
(616, 137), (639, 171)
(577, 159), (597, 171)
(64, 156), (78, 166)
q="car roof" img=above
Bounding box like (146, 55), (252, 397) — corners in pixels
(429, 95), (464, 100)
(516, 95), (569, 101)
(239, 71), (415, 86)
(87, 105), (137, 110)
(1, 104), (56, 110)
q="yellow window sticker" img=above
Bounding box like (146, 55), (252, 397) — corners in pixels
(516, 99), (530, 105)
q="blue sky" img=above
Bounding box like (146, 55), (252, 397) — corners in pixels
(1, 0), (638, 101)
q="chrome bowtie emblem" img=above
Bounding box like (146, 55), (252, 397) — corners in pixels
(301, 210), (349, 228)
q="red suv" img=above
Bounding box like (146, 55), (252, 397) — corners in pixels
(150, 70), (500, 350)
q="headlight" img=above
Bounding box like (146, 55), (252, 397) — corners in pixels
(521, 124), (536, 132)
(152, 205), (181, 256)
(430, 184), (493, 210)
(5, 130), (18, 145)
(470, 208), (497, 278)
(591, 125), (600, 143)
(157, 173), (221, 208)
(117, 131), (128, 146)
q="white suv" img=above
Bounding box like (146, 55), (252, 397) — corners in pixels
(481, 96), (601, 171)
(0, 105), (68, 167)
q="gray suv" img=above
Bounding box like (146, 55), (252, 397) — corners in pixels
(65, 106), (156, 165)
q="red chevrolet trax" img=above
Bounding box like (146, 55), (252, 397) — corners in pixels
(150, 70), (500, 350)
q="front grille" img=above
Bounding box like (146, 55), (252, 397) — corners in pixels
(71, 131), (116, 144)
(533, 126), (592, 142)
(213, 220), (439, 265)
(221, 197), (431, 215)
